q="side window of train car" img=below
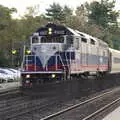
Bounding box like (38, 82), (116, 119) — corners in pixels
(114, 57), (120, 63)
(74, 38), (79, 49)
(66, 36), (73, 45)
(90, 39), (95, 45)
(81, 37), (87, 43)
(103, 51), (105, 56)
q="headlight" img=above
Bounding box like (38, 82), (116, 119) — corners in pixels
(51, 74), (56, 78)
(25, 80), (30, 83)
(26, 74), (30, 78)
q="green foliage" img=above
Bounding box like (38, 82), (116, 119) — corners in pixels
(87, 0), (119, 28)
(46, 3), (64, 22)
(112, 36), (120, 50)
(46, 3), (73, 23)
(0, 51), (10, 67)
(0, 5), (16, 30)
(63, 5), (73, 16)
(0, 3), (120, 67)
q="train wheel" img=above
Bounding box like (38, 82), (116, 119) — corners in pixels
(96, 72), (107, 80)
(80, 74), (89, 80)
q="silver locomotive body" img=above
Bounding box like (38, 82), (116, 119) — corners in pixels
(21, 23), (109, 87)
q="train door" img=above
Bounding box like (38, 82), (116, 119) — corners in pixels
(81, 37), (88, 71)
(108, 50), (112, 72)
(74, 37), (80, 72)
(98, 41), (109, 72)
(89, 38), (98, 71)
(98, 46), (104, 71)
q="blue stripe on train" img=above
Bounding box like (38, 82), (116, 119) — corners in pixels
(24, 52), (108, 68)
(47, 52), (75, 67)
(87, 54), (108, 65)
(81, 54), (108, 65)
(24, 56), (43, 67)
(24, 51), (75, 67)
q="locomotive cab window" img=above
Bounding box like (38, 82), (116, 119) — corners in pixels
(32, 36), (39, 43)
(41, 36), (64, 43)
(66, 36), (73, 45)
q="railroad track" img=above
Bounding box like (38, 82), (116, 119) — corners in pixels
(0, 79), (120, 120)
(40, 87), (120, 120)
(82, 97), (120, 120)
(0, 87), (20, 97)
(0, 95), (61, 120)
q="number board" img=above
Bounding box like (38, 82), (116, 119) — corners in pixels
(39, 29), (65, 36)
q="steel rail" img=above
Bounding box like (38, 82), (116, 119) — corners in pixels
(0, 87), (20, 97)
(82, 96), (120, 120)
(40, 87), (120, 120)
(2, 97), (60, 119)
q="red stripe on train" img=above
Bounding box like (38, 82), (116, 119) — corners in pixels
(24, 64), (108, 71)
(24, 64), (66, 71)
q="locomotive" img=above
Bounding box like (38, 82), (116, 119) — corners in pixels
(21, 23), (120, 88)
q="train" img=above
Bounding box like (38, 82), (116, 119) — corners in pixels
(21, 23), (120, 88)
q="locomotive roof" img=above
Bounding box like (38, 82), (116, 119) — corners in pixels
(109, 48), (120, 53)
(33, 23), (108, 46)
(35, 23), (80, 36)
(75, 30), (108, 46)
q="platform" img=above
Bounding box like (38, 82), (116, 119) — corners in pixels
(102, 106), (120, 120)
(0, 82), (20, 93)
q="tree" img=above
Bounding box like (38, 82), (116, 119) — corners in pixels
(24, 5), (40, 18)
(62, 5), (73, 24)
(86, 0), (119, 28)
(46, 3), (64, 22)
(0, 5), (16, 30)
(74, 4), (88, 30)
(63, 5), (73, 16)
(0, 5), (17, 67)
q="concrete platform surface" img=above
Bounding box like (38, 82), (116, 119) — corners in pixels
(102, 106), (120, 120)
(0, 82), (20, 93)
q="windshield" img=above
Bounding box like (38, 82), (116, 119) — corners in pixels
(32, 36), (39, 43)
(41, 36), (64, 43)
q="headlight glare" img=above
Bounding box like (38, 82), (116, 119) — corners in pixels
(52, 74), (56, 78)
(26, 74), (30, 78)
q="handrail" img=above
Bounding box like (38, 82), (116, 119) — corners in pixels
(65, 52), (70, 69)
(24, 55), (36, 71)
(58, 54), (66, 71)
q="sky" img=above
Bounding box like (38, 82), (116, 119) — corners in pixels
(0, 0), (120, 18)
